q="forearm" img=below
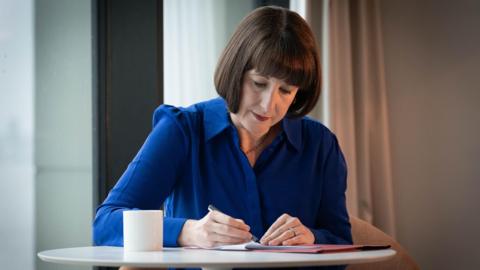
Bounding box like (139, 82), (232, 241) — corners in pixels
(93, 206), (126, 246)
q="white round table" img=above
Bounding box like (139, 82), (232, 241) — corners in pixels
(38, 246), (396, 270)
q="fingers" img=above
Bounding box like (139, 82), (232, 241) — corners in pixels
(267, 221), (301, 242)
(260, 214), (301, 245)
(264, 227), (296, 246)
(207, 232), (250, 245)
(261, 213), (289, 240)
(203, 211), (252, 246)
(260, 214), (315, 246)
(281, 235), (304, 246)
(262, 225), (303, 245)
(209, 210), (250, 231)
(208, 221), (252, 241)
(200, 232), (250, 248)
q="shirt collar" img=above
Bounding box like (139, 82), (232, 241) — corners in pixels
(203, 98), (302, 151)
(203, 98), (231, 142)
(281, 116), (302, 152)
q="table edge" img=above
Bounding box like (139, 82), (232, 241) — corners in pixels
(38, 247), (397, 268)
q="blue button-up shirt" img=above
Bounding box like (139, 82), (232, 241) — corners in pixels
(93, 97), (352, 248)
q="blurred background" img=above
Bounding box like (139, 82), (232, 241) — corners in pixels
(0, 0), (479, 269)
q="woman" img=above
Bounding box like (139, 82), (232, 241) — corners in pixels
(94, 5), (351, 258)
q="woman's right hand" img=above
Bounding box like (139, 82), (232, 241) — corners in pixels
(177, 210), (253, 248)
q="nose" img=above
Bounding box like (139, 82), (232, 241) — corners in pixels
(259, 85), (278, 114)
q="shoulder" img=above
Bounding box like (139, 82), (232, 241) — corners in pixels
(300, 116), (337, 146)
(152, 98), (223, 128)
(151, 98), (228, 145)
(298, 116), (344, 161)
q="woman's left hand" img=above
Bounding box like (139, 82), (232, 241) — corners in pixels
(260, 213), (315, 246)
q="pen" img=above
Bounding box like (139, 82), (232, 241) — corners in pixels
(207, 204), (259, 242)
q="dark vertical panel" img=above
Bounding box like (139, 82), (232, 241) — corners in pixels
(108, 0), (162, 190)
(94, 0), (163, 205)
(156, 2), (164, 106)
(93, 0), (163, 269)
(92, 0), (107, 210)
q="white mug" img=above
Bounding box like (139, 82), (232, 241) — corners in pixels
(123, 210), (163, 252)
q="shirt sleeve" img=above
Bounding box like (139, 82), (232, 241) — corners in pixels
(311, 133), (353, 245)
(93, 105), (189, 247)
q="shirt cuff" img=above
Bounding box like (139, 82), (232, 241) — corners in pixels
(164, 217), (187, 247)
(310, 227), (352, 245)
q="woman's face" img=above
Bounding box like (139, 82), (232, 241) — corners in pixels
(232, 69), (299, 137)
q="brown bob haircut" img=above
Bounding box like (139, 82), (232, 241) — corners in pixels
(214, 6), (321, 118)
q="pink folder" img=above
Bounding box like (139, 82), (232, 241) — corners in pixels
(247, 244), (391, 253)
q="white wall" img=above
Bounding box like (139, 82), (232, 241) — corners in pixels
(0, 0), (35, 269)
(35, 0), (93, 270)
(380, 0), (480, 269)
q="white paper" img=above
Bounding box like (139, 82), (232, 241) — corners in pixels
(209, 241), (321, 251)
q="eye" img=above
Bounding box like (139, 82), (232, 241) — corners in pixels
(280, 88), (292, 95)
(253, 81), (267, 88)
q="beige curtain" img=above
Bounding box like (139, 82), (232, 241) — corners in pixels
(307, 0), (396, 237)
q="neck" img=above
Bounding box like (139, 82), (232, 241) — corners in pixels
(229, 113), (270, 154)
(243, 129), (270, 154)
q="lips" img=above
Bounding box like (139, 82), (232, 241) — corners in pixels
(252, 112), (271, 122)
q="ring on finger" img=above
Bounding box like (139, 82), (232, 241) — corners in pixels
(288, 227), (297, 237)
